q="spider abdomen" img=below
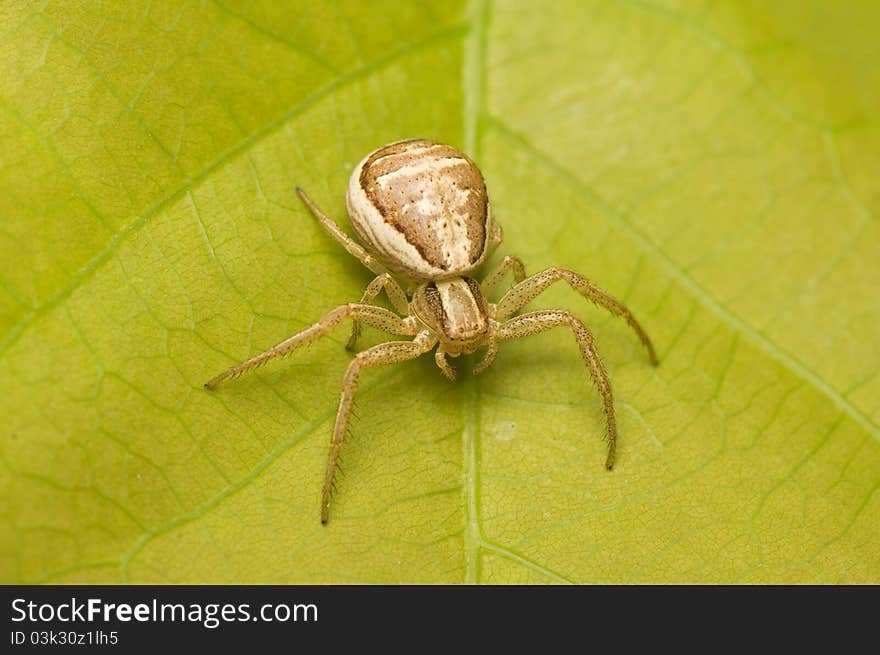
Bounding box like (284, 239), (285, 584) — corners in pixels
(346, 139), (492, 281)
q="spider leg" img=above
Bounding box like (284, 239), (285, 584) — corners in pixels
(434, 348), (456, 381)
(496, 267), (658, 365)
(480, 255), (526, 298)
(204, 304), (417, 389)
(322, 330), (437, 524)
(472, 319), (501, 375)
(347, 273), (410, 351)
(488, 222), (504, 256)
(498, 310), (618, 469)
(296, 187), (388, 276)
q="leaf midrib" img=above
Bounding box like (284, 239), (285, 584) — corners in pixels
(461, 0), (487, 586)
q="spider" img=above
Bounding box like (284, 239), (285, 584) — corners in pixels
(205, 138), (658, 524)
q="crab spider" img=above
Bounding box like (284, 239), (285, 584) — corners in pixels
(205, 139), (658, 524)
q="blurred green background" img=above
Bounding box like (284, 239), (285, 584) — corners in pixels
(0, 0), (877, 583)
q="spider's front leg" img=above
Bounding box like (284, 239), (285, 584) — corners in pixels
(473, 319), (501, 375)
(434, 349), (456, 381)
(497, 310), (618, 469)
(204, 303), (416, 389)
(347, 273), (410, 351)
(496, 267), (658, 366)
(323, 330), (437, 524)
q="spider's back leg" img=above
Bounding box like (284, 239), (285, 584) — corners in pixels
(296, 187), (387, 276)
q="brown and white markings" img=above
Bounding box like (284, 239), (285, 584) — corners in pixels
(346, 139), (494, 280)
(204, 138), (658, 525)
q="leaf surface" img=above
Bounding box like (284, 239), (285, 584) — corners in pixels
(1, 0), (877, 583)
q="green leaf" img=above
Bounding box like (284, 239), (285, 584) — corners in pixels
(1, 0), (877, 583)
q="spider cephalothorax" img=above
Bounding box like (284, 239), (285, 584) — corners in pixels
(205, 138), (658, 524)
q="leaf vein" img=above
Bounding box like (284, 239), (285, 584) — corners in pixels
(486, 117), (880, 441)
(0, 22), (468, 358)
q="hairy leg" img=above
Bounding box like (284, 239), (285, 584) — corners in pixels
(434, 349), (456, 381)
(496, 267), (658, 365)
(204, 304), (417, 388)
(480, 255), (526, 298)
(498, 310), (618, 469)
(296, 187), (387, 275)
(323, 330), (437, 523)
(472, 319), (501, 375)
(347, 273), (410, 351)
(488, 222), (503, 255)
